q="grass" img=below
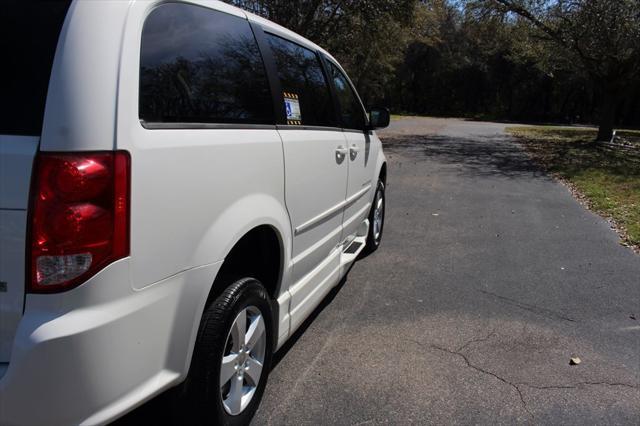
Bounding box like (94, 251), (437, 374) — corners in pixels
(618, 129), (640, 138)
(507, 126), (640, 249)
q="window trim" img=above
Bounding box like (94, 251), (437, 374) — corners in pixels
(322, 55), (370, 133)
(250, 23), (287, 125)
(140, 121), (277, 130)
(263, 30), (340, 129)
(138, 3), (277, 129)
(317, 53), (343, 131)
(276, 124), (343, 132)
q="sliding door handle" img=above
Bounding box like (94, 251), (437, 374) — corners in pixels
(349, 144), (360, 160)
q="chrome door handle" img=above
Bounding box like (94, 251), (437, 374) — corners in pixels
(336, 146), (349, 157)
(349, 144), (360, 160)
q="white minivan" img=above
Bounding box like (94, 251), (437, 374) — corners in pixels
(0, 1), (388, 424)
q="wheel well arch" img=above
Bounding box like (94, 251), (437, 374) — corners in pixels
(212, 225), (283, 302)
(182, 225), (284, 377)
(379, 162), (387, 184)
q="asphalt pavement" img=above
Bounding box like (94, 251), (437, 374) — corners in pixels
(251, 118), (640, 425)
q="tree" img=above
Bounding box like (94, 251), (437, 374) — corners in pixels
(227, 0), (640, 129)
(228, 0), (421, 106)
(485, 0), (640, 141)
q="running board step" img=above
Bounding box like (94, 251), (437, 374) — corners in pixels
(344, 241), (363, 254)
(340, 235), (367, 265)
(340, 219), (370, 267)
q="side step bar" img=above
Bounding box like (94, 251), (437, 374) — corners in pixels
(340, 219), (369, 266)
(344, 241), (363, 254)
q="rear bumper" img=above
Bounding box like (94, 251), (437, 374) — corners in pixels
(0, 258), (221, 426)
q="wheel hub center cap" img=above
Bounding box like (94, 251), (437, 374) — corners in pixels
(238, 349), (248, 365)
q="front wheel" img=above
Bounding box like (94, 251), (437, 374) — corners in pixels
(175, 277), (273, 425)
(363, 179), (385, 255)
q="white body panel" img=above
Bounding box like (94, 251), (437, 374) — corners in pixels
(0, 136), (39, 209)
(0, 1), (387, 424)
(0, 258), (223, 425)
(342, 131), (378, 242)
(0, 136), (39, 362)
(278, 130), (347, 328)
(40, 0), (130, 153)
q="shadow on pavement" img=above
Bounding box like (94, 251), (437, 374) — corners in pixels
(383, 134), (549, 180)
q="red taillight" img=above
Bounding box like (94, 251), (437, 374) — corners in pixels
(28, 151), (130, 293)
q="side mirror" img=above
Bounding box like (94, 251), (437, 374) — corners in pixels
(368, 107), (390, 130)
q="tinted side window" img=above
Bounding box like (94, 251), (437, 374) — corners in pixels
(140, 4), (274, 125)
(0, 1), (71, 135)
(327, 61), (366, 131)
(266, 34), (336, 127)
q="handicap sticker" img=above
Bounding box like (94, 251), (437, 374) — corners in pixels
(283, 92), (302, 125)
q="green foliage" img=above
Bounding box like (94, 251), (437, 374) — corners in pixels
(229, 0), (422, 105)
(489, 1), (640, 79)
(485, 0), (640, 139)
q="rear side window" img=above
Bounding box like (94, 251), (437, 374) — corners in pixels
(0, 0), (71, 135)
(326, 61), (366, 131)
(139, 3), (274, 125)
(266, 34), (336, 127)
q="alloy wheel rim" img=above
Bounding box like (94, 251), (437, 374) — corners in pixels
(220, 306), (266, 415)
(373, 190), (384, 241)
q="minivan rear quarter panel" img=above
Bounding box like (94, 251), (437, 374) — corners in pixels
(116, 1), (292, 289)
(40, 0), (131, 153)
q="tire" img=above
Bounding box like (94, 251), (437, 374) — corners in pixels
(363, 179), (385, 255)
(175, 277), (273, 426)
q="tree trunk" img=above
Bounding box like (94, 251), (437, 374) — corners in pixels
(596, 88), (617, 142)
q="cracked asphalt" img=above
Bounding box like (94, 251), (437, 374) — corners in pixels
(251, 118), (640, 424)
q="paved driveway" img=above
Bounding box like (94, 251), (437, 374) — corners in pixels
(252, 118), (640, 424)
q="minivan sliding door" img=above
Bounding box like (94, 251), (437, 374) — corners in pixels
(324, 60), (377, 247)
(263, 32), (348, 331)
